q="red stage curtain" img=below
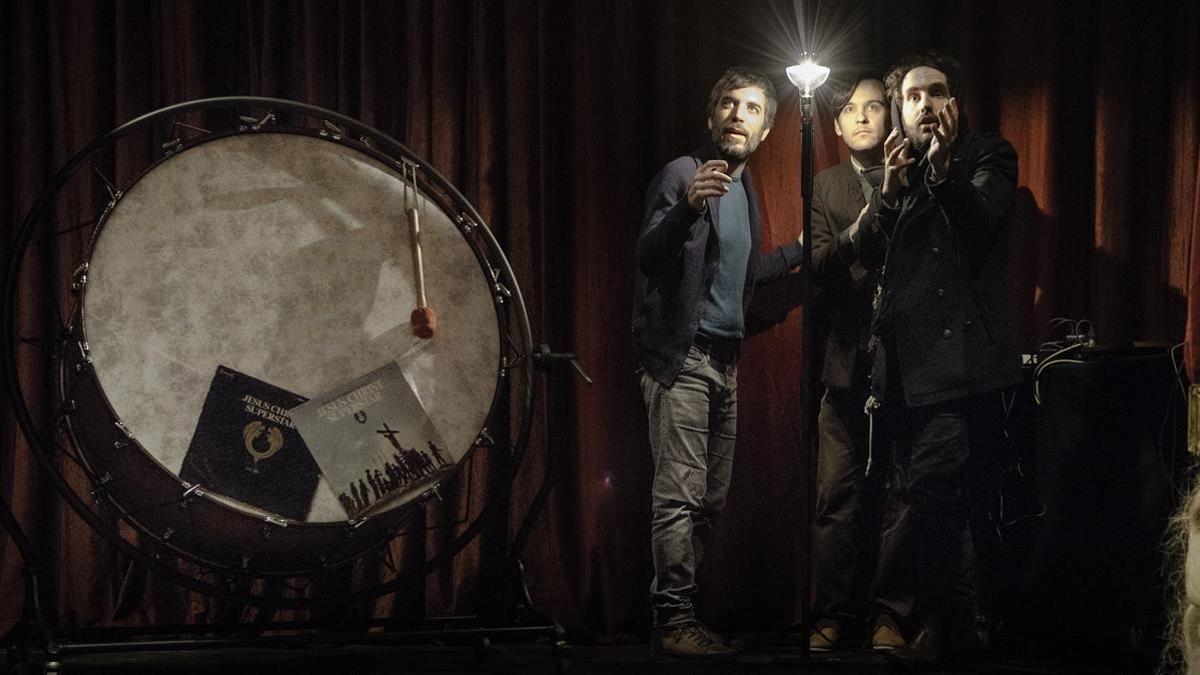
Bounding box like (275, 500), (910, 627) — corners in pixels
(2, 0), (1198, 642)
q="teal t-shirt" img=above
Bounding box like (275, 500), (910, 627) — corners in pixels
(698, 176), (750, 339)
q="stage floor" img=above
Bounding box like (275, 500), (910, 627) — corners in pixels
(10, 639), (1157, 674)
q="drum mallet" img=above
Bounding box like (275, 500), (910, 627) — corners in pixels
(404, 163), (436, 339)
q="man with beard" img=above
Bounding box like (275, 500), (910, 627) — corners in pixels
(838, 52), (1019, 666)
(633, 67), (803, 660)
(806, 73), (908, 653)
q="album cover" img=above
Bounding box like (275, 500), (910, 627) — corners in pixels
(288, 361), (451, 519)
(179, 366), (319, 520)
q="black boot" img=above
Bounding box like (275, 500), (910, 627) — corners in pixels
(886, 614), (979, 669)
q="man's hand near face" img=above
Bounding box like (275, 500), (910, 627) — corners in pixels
(687, 159), (732, 211)
(927, 97), (959, 181)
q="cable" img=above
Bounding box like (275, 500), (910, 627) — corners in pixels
(1161, 342), (1188, 493)
(1032, 342), (1084, 406)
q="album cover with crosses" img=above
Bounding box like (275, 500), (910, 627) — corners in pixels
(288, 361), (452, 519)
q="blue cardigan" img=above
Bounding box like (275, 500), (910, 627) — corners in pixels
(633, 143), (804, 386)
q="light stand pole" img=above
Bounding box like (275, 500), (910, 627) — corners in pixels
(785, 56), (829, 661)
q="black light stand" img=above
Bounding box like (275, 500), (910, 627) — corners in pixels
(786, 57), (829, 661)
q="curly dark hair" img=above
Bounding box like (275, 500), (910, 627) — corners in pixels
(883, 51), (961, 107)
(705, 67), (778, 130)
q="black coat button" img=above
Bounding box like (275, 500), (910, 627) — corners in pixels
(942, 328), (952, 339)
(932, 247), (942, 255)
(936, 288), (946, 298)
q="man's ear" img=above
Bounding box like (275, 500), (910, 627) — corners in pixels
(707, 116), (714, 133)
(760, 126), (771, 142)
(833, 118), (844, 138)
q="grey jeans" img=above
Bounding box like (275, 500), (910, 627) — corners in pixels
(641, 345), (737, 629)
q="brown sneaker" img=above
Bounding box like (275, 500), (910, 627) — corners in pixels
(808, 619), (841, 652)
(871, 617), (906, 652)
(697, 622), (744, 651)
(652, 621), (739, 660)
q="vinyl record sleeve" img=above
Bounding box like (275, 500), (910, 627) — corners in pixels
(288, 361), (451, 518)
(179, 366), (319, 520)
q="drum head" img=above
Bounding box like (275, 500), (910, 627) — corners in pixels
(80, 131), (501, 524)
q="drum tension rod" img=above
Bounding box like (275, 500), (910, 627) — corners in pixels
(88, 160), (119, 204)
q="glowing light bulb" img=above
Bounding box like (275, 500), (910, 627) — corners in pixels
(786, 61), (830, 96)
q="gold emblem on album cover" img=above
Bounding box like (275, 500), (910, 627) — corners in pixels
(242, 420), (284, 462)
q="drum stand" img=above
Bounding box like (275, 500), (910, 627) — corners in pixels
(0, 490), (59, 673)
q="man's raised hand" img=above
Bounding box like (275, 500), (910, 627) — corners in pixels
(880, 128), (914, 206)
(927, 97), (959, 180)
(687, 159), (732, 211)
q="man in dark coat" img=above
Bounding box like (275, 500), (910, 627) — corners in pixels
(831, 51), (1020, 666)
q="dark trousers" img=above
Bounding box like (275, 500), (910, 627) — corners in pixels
(872, 397), (976, 625)
(812, 382), (908, 635)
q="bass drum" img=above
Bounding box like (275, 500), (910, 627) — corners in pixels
(61, 128), (503, 575)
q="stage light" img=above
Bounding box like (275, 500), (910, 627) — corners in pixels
(786, 54), (829, 120)
(786, 60), (830, 95)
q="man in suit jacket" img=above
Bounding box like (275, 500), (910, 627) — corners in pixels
(831, 51), (1020, 667)
(806, 73), (909, 654)
(633, 67), (804, 660)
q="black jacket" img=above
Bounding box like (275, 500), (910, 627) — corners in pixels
(834, 131), (1021, 407)
(633, 143), (804, 386)
(809, 161), (878, 390)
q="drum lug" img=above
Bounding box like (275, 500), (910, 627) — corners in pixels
(475, 429), (494, 448)
(238, 112), (277, 132)
(90, 472), (112, 504)
(179, 483), (202, 509)
(161, 526), (175, 541)
(74, 340), (92, 371)
(71, 262), (89, 293)
(114, 419), (133, 441)
(112, 417), (130, 444)
(319, 120), (345, 140)
(261, 515), (287, 541)
(161, 137), (184, 156)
